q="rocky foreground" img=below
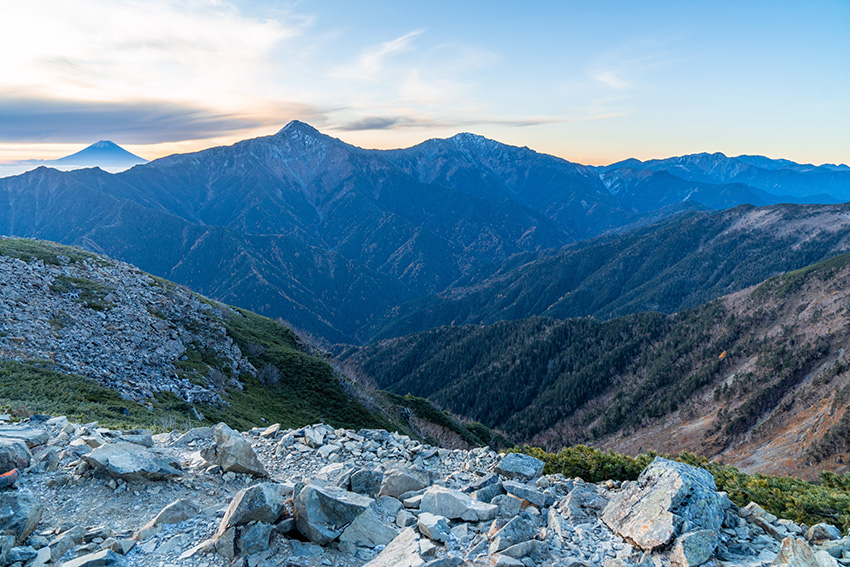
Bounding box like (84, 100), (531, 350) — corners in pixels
(0, 417), (845, 567)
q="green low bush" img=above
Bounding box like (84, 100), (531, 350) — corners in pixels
(520, 445), (850, 532)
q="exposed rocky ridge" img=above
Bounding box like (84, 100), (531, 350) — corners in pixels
(1, 417), (846, 567)
(342, 251), (850, 478)
(0, 238), (253, 404)
(0, 238), (419, 438)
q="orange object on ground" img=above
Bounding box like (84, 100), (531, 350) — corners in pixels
(0, 468), (18, 488)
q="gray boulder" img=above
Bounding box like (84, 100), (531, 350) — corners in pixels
(60, 548), (125, 566)
(48, 525), (85, 561)
(0, 438), (31, 474)
(0, 425), (48, 448)
(82, 442), (181, 481)
(494, 453), (545, 481)
(294, 484), (374, 544)
(7, 546), (37, 564)
(555, 484), (609, 526)
(0, 535), (13, 565)
(502, 481), (554, 508)
(805, 523), (842, 543)
(349, 469), (383, 497)
(339, 508), (400, 548)
(419, 486), (498, 522)
(601, 457), (723, 551)
(200, 423), (267, 477)
(417, 512), (451, 543)
(489, 516), (536, 553)
(171, 427), (213, 446)
(771, 536), (829, 567)
(0, 491), (42, 544)
(379, 467), (430, 498)
(363, 527), (424, 567)
(238, 522), (273, 556)
(137, 499), (200, 538)
(669, 529), (719, 567)
(218, 483), (288, 535)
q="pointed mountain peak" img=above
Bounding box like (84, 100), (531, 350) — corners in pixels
(89, 140), (121, 150)
(276, 120), (324, 138)
(54, 141), (146, 168)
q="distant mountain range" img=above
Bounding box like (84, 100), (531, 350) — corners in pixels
(0, 121), (848, 343)
(599, 152), (850, 201)
(339, 252), (850, 477)
(0, 140), (146, 177)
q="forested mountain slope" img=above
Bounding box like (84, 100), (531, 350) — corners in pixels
(340, 252), (850, 478)
(365, 203), (850, 342)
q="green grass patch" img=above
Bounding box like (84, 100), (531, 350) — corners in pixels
(519, 445), (850, 532)
(49, 276), (115, 311)
(381, 392), (487, 447)
(0, 238), (106, 266)
(220, 308), (394, 431)
(0, 361), (202, 431)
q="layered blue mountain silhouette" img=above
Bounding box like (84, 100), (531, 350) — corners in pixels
(0, 121), (847, 342)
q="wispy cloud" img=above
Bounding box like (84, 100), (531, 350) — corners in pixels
(333, 112), (619, 133)
(0, 1), (302, 110)
(592, 70), (632, 91)
(0, 95), (327, 143)
(334, 30), (424, 81)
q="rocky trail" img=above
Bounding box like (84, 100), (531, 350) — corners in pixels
(0, 417), (845, 567)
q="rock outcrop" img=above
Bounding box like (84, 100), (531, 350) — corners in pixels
(0, 248), (254, 404)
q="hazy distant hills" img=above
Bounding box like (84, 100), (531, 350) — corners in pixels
(600, 151), (850, 201)
(339, 252), (850, 476)
(0, 122), (848, 342)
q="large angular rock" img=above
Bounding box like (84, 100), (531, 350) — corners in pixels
(218, 483), (288, 535)
(363, 527), (424, 567)
(494, 453), (545, 481)
(349, 469), (383, 497)
(0, 535), (13, 565)
(556, 484), (609, 526)
(417, 512), (451, 543)
(60, 548), (125, 566)
(379, 467), (430, 498)
(138, 499), (200, 538)
(670, 529), (719, 567)
(339, 508), (400, 548)
(502, 481), (554, 508)
(82, 442), (181, 481)
(200, 423), (266, 477)
(0, 426), (48, 448)
(0, 491), (42, 544)
(489, 516), (536, 553)
(419, 486), (498, 522)
(294, 484), (374, 544)
(171, 427), (213, 446)
(0, 438), (31, 474)
(601, 457), (723, 551)
(771, 536), (832, 566)
(238, 522), (273, 556)
(805, 523), (842, 543)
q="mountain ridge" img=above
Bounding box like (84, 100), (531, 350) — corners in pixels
(1, 122), (848, 344)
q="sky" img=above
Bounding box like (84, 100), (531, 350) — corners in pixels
(0, 0), (848, 167)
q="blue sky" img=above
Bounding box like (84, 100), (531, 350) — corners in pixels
(0, 0), (847, 165)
